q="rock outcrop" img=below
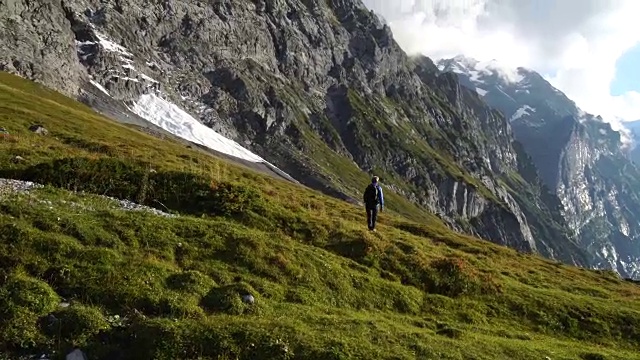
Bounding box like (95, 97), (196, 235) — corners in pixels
(0, 0), (86, 96)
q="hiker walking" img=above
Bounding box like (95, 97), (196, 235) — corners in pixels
(363, 176), (384, 231)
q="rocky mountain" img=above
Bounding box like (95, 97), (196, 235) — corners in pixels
(438, 55), (640, 278)
(0, 1), (589, 267)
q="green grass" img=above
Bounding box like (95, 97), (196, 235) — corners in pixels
(1, 72), (640, 359)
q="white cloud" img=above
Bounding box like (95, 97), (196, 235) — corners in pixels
(363, 0), (640, 123)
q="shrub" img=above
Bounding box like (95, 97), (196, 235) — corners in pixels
(210, 182), (262, 217)
(165, 270), (216, 296)
(580, 353), (607, 360)
(1, 274), (59, 315)
(200, 283), (259, 315)
(326, 235), (379, 264)
(58, 135), (116, 155)
(0, 307), (44, 350)
(435, 322), (463, 339)
(6, 157), (146, 199)
(0, 274), (60, 351)
(3, 157), (263, 218)
(45, 305), (111, 347)
(424, 257), (501, 297)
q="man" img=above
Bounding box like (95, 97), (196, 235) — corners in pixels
(363, 176), (384, 231)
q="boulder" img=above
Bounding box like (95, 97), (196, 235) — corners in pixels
(28, 124), (49, 135)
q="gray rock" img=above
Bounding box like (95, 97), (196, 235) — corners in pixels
(104, 196), (175, 217)
(66, 349), (87, 360)
(28, 124), (48, 135)
(0, 178), (44, 197)
(0, 0), (86, 96)
(0, 177), (174, 217)
(242, 294), (255, 304)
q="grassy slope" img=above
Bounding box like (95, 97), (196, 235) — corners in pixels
(269, 78), (442, 223)
(0, 72), (639, 360)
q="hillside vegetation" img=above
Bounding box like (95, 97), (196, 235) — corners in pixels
(1, 72), (640, 360)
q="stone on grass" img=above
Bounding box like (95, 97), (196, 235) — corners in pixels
(242, 294), (255, 304)
(29, 124), (48, 135)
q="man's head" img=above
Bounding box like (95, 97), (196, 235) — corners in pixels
(371, 176), (379, 184)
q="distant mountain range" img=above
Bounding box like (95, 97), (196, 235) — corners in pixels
(438, 55), (640, 278)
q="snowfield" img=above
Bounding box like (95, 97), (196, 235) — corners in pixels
(130, 93), (265, 163)
(78, 26), (294, 179)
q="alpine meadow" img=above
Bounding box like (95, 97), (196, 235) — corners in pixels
(1, 0), (640, 359)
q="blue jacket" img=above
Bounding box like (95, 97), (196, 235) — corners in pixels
(376, 184), (384, 207)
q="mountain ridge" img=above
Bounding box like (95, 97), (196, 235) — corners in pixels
(438, 54), (640, 278)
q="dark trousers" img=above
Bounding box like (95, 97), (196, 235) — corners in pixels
(366, 205), (378, 230)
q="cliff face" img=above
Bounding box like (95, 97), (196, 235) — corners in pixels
(0, 0), (86, 96)
(439, 56), (640, 278)
(0, 0), (588, 266)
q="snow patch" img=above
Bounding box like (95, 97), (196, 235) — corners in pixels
(76, 40), (95, 47)
(94, 31), (133, 57)
(600, 244), (620, 273)
(443, 55), (524, 84)
(510, 105), (535, 121)
(76, 30), (159, 88)
(468, 70), (481, 82)
(130, 93), (265, 163)
(139, 73), (158, 83)
(111, 75), (139, 83)
(475, 87), (487, 96)
(90, 80), (110, 96)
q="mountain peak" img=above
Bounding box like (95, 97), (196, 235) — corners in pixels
(439, 55), (634, 150)
(438, 55), (528, 85)
(437, 55), (582, 122)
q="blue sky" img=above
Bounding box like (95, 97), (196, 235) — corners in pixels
(611, 44), (640, 97)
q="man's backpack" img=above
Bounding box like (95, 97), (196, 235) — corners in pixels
(363, 183), (379, 205)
